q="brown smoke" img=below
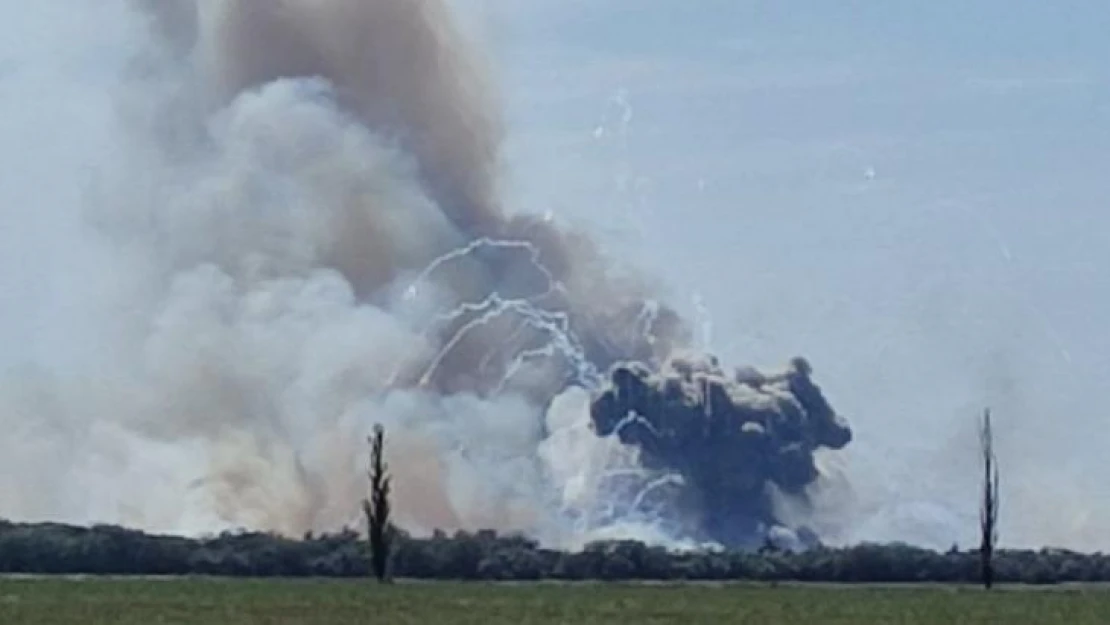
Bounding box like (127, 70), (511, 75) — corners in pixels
(138, 0), (684, 397)
(199, 0), (504, 241)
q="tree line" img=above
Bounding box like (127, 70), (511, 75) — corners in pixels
(0, 409), (1027, 584)
(0, 519), (1106, 584)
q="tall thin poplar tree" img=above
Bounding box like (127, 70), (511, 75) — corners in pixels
(363, 424), (393, 583)
(979, 408), (1000, 590)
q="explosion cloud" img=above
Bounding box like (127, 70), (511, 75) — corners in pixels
(591, 353), (852, 548)
(0, 0), (852, 550)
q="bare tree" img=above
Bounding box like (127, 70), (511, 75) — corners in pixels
(363, 424), (393, 583)
(979, 408), (1000, 590)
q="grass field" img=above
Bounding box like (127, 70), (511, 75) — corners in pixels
(1, 578), (1108, 624)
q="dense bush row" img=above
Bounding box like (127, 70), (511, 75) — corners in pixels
(0, 519), (1105, 584)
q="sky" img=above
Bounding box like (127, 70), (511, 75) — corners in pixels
(473, 1), (1110, 548)
(1, 0), (1109, 549)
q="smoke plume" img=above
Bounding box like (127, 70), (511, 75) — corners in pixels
(1, 0), (851, 549)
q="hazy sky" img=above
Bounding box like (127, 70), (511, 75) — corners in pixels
(1, 1), (1109, 549)
(476, 1), (1110, 548)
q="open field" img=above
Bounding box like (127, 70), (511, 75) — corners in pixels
(1, 578), (1109, 625)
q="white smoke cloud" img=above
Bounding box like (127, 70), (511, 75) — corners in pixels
(0, 0), (677, 548)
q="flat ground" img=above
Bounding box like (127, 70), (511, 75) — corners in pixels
(1, 578), (1108, 624)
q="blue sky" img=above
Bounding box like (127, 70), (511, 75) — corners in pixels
(475, 1), (1110, 547)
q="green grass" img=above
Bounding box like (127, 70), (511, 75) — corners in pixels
(1, 578), (1108, 624)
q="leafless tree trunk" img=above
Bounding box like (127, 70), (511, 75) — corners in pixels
(363, 424), (393, 583)
(979, 408), (1000, 590)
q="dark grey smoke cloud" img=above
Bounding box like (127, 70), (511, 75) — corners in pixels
(591, 353), (851, 547)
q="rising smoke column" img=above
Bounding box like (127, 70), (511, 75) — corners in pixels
(0, 0), (852, 549)
(78, 0), (691, 541)
(132, 0), (687, 398)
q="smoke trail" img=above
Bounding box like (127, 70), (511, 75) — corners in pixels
(0, 0), (850, 548)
